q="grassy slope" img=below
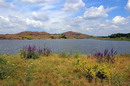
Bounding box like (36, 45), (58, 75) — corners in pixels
(0, 54), (130, 86)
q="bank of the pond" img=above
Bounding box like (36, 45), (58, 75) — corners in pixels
(95, 37), (130, 41)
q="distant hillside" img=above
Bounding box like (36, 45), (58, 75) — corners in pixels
(0, 31), (92, 40)
(17, 31), (50, 35)
(62, 31), (92, 39)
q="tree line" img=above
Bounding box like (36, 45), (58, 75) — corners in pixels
(108, 33), (130, 38)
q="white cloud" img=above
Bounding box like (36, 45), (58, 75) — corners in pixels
(63, 0), (85, 12)
(0, 15), (47, 34)
(30, 12), (49, 21)
(0, 16), (27, 33)
(0, 0), (15, 8)
(111, 16), (128, 25)
(83, 5), (109, 19)
(17, 0), (53, 4)
(126, 0), (130, 11)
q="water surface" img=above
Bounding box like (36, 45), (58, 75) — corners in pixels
(0, 39), (130, 54)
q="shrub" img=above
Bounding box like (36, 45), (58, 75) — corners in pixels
(96, 65), (111, 83)
(93, 49), (117, 63)
(75, 59), (111, 83)
(85, 64), (95, 83)
(59, 34), (67, 39)
(20, 45), (39, 59)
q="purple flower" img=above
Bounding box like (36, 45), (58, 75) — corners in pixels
(93, 49), (117, 63)
(37, 48), (43, 55)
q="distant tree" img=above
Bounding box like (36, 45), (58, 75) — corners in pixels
(108, 33), (130, 38)
(50, 36), (55, 39)
(22, 37), (31, 40)
(59, 34), (67, 39)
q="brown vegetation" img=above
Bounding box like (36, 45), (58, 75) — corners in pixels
(0, 31), (92, 40)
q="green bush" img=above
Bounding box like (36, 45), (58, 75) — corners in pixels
(0, 55), (7, 65)
(20, 50), (39, 59)
(75, 59), (111, 83)
(0, 56), (14, 80)
(85, 65), (95, 83)
(96, 65), (110, 83)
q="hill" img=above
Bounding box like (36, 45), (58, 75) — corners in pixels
(62, 31), (92, 39)
(17, 31), (50, 35)
(0, 31), (92, 40)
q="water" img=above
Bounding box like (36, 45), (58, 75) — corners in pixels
(0, 39), (130, 54)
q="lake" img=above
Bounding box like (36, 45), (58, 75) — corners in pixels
(0, 39), (130, 54)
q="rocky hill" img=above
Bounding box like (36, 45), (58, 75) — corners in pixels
(0, 31), (92, 40)
(17, 31), (50, 36)
(62, 31), (92, 39)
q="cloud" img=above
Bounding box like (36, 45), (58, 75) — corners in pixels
(109, 16), (129, 25)
(0, 0), (15, 8)
(126, 0), (130, 11)
(30, 12), (49, 21)
(63, 0), (85, 12)
(83, 5), (112, 19)
(0, 0), (129, 36)
(17, 0), (53, 4)
(0, 16), (27, 33)
(0, 15), (48, 34)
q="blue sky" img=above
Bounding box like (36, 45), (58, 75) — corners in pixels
(0, 0), (130, 36)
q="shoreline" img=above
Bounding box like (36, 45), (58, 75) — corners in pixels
(0, 38), (130, 41)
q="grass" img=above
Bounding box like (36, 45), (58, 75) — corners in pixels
(95, 37), (130, 41)
(0, 54), (130, 86)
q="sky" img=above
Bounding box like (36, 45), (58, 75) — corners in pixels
(0, 0), (130, 36)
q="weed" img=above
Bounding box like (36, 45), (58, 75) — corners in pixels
(43, 47), (52, 56)
(93, 49), (117, 63)
(20, 45), (39, 59)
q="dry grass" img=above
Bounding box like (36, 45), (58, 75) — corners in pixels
(0, 54), (130, 86)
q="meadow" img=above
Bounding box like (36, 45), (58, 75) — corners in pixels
(0, 46), (130, 86)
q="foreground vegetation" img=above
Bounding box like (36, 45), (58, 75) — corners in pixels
(0, 48), (130, 86)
